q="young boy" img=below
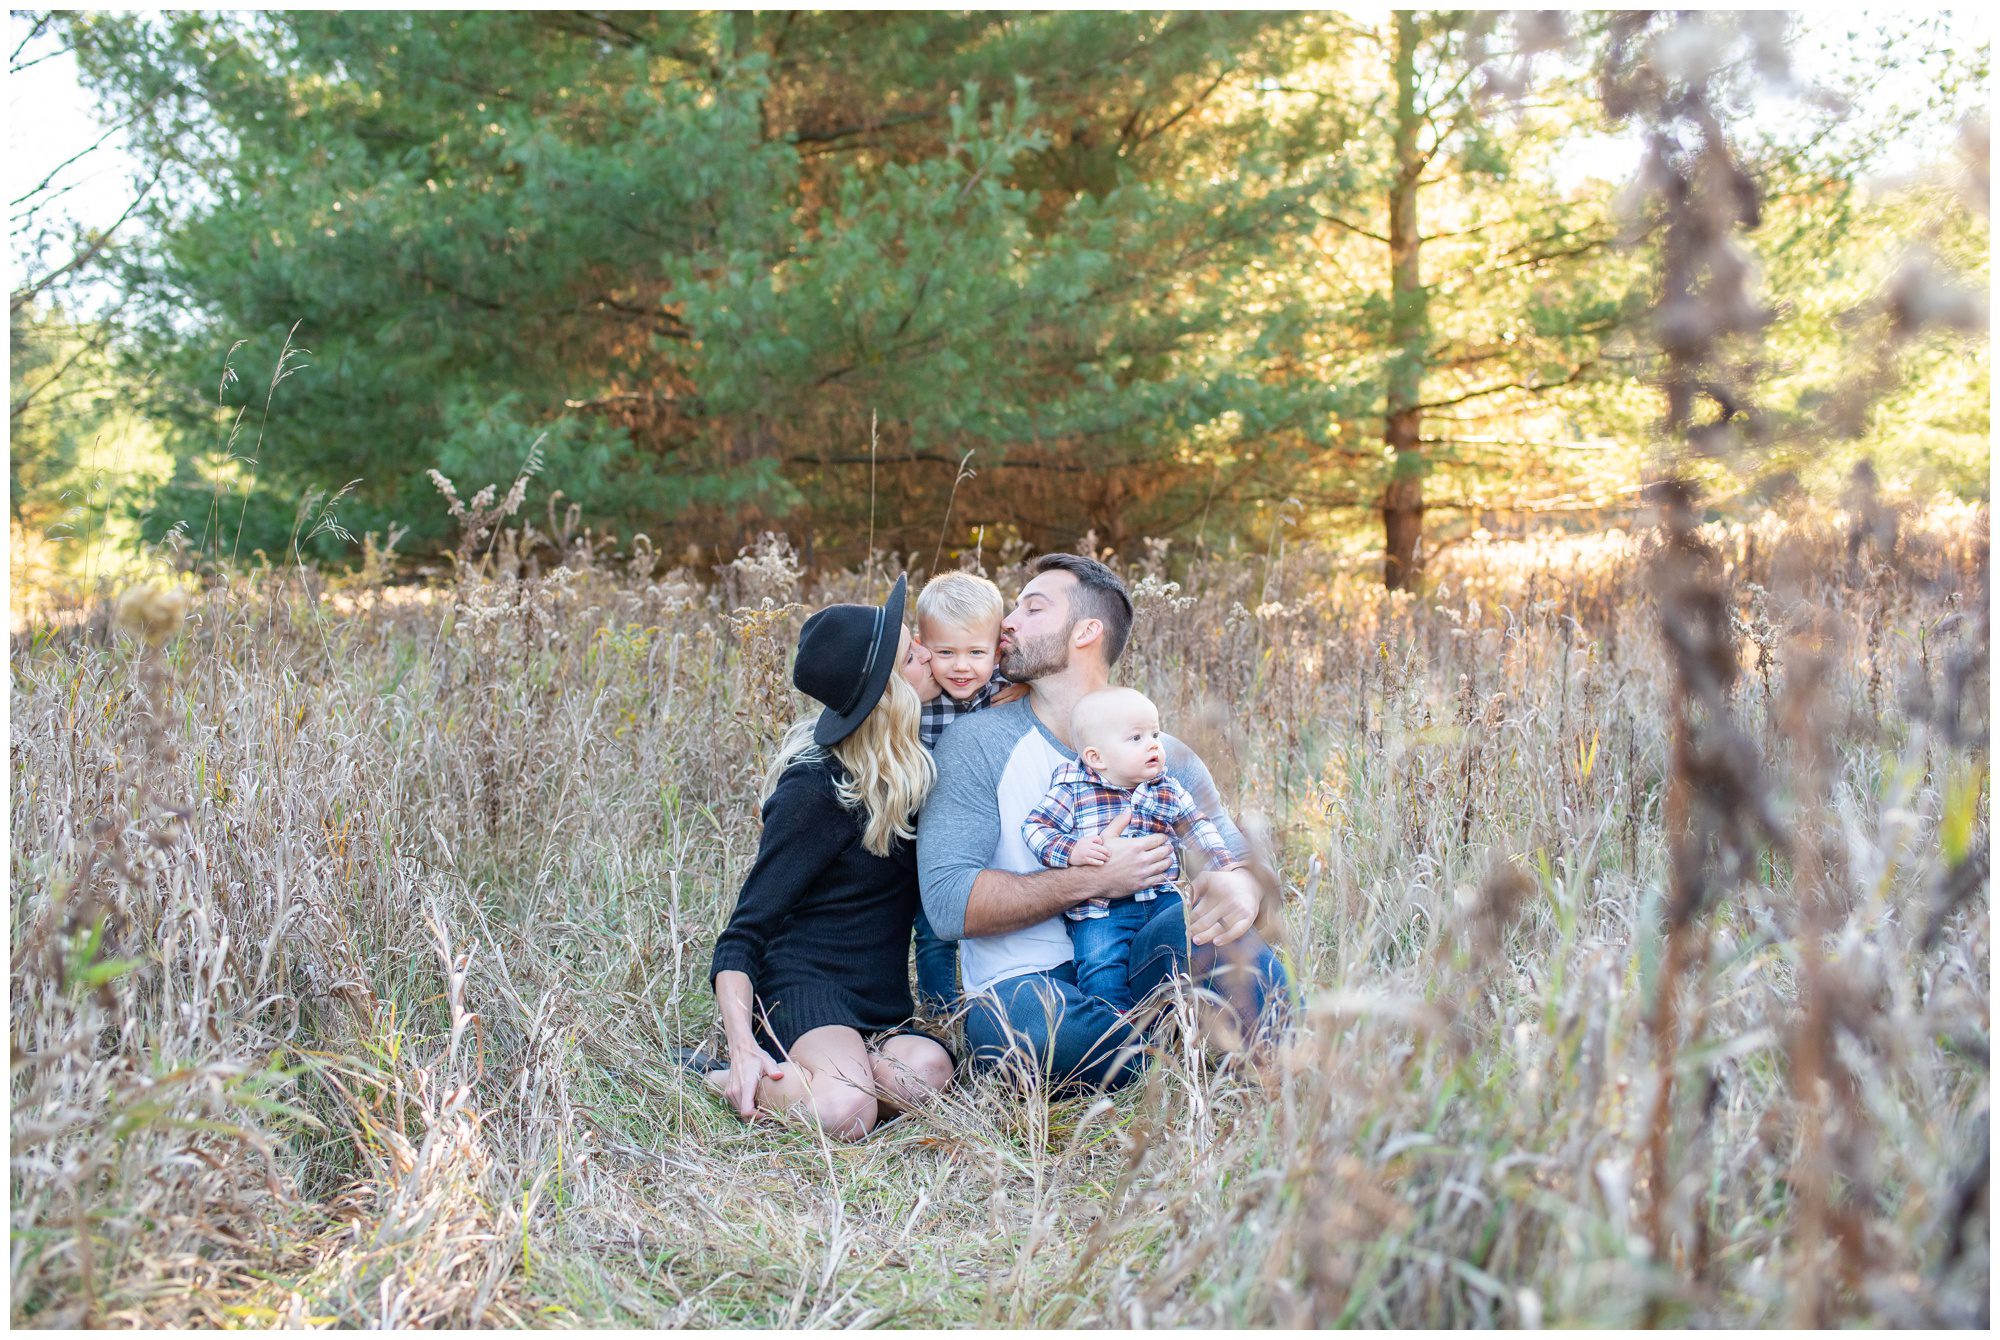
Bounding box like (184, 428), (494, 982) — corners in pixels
(911, 571), (1011, 1012)
(916, 571), (1009, 750)
(1021, 686), (1237, 1013)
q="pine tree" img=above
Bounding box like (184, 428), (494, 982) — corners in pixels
(1265, 11), (1647, 586)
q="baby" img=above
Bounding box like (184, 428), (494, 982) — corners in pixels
(911, 571), (1012, 1012)
(1022, 686), (1237, 1012)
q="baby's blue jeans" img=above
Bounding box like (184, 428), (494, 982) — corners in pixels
(1067, 891), (1181, 1014)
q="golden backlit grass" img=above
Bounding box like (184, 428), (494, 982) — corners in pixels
(8, 504), (1989, 1327)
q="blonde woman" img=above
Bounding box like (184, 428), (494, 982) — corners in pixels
(700, 575), (954, 1140)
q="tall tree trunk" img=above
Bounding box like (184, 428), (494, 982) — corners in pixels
(1381, 11), (1428, 590)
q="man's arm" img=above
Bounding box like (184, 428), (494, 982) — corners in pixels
(1164, 736), (1266, 946)
(1162, 735), (1247, 860)
(1159, 775), (1237, 870)
(966, 813), (1174, 935)
(1183, 814), (1240, 871)
(963, 864), (1104, 937)
(919, 717), (1175, 939)
(916, 723), (996, 941)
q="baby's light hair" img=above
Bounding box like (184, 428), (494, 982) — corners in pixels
(916, 570), (1005, 636)
(1071, 686), (1159, 751)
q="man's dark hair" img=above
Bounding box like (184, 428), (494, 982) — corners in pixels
(1029, 552), (1135, 665)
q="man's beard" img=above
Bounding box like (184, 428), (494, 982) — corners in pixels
(999, 625), (1070, 682)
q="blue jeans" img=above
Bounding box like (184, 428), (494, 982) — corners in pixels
(912, 904), (960, 1014)
(964, 897), (1290, 1094)
(1068, 892), (1180, 1014)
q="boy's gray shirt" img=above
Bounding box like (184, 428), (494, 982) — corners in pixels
(917, 697), (1245, 994)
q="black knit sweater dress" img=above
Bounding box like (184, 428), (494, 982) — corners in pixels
(709, 757), (927, 1052)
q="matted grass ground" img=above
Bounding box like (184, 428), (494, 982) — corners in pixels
(9, 506), (1989, 1326)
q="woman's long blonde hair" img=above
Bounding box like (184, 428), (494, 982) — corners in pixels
(762, 627), (937, 857)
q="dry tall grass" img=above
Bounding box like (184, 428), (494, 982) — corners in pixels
(9, 498), (1989, 1327)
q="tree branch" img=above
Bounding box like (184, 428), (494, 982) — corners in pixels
(411, 267), (507, 313)
(1414, 359), (1597, 413)
(1124, 68), (1231, 152)
(1419, 218), (1501, 244)
(545, 11), (714, 73)
(1416, 61), (1477, 122)
(1310, 206), (1389, 245)
(11, 329), (113, 421)
(8, 104), (150, 209)
(1428, 317), (1618, 367)
(10, 38), (71, 75)
(10, 11), (55, 66)
(10, 163), (163, 314)
(792, 109), (944, 147)
(589, 294), (692, 340)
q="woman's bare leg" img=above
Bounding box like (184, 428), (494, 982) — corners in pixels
(869, 1033), (954, 1114)
(748, 1025), (881, 1140)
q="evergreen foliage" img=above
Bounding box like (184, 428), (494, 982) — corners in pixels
(18, 10), (1988, 576)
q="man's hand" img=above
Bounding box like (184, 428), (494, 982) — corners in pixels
(1188, 864), (1262, 947)
(1091, 811), (1171, 900)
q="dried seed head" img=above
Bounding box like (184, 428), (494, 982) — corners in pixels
(114, 582), (189, 646)
(1458, 859), (1537, 961)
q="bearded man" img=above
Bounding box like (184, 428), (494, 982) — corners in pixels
(916, 553), (1290, 1090)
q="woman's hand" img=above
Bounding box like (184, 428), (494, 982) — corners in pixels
(711, 972), (783, 1121)
(720, 1039), (786, 1121)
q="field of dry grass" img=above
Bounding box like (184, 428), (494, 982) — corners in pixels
(8, 500), (1990, 1327)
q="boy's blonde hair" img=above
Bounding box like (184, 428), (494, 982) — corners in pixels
(916, 571), (1004, 636)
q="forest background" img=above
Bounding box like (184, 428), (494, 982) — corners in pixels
(8, 8), (1991, 600)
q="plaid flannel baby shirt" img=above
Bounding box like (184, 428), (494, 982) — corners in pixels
(918, 672), (1009, 750)
(1021, 759), (1236, 919)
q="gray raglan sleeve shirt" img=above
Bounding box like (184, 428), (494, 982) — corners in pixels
(1163, 735), (1246, 861)
(916, 709), (1014, 943)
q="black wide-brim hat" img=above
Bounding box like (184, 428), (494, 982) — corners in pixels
(794, 573), (908, 748)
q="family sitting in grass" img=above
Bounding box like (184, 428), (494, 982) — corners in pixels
(691, 554), (1290, 1139)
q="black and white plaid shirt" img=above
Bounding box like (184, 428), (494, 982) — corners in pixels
(919, 673), (1009, 750)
